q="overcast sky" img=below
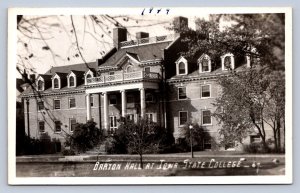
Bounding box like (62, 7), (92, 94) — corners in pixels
(17, 14), (210, 77)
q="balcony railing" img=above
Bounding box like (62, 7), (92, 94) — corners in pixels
(86, 71), (160, 85)
(119, 34), (178, 48)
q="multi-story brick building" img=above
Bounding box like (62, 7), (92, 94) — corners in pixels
(20, 16), (271, 151)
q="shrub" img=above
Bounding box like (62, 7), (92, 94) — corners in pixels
(62, 149), (76, 156)
(66, 120), (104, 153)
(243, 143), (272, 153)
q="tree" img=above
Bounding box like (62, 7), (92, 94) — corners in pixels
(213, 69), (285, 152)
(113, 117), (165, 169)
(172, 13), (285, 152)
(66, 120), (104, 153)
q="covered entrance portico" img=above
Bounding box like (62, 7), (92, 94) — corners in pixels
(85, 81), (160, 131)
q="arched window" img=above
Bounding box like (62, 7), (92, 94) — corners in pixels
(126, 65), (133, 73)
(224, 56), (231, 69)
(53, 78), (59, 89)
(178, 62), (186, 74)
(37, 80), (44, 91)
(69, 76), (75, 87)
(86, 74), (92, 79)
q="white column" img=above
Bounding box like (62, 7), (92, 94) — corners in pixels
(140, 88), (146, 118)
(86, 94), (91, 121)
(121, 90), (127, 117)
(103, 92), (109, 129)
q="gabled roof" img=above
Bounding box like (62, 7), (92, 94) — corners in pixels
(67, 70), (85, 77)
(46, 62), (98, 75)
(98, 41), (172, 68)
(52, 72), (68, 79)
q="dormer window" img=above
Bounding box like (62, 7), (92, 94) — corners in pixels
(126, 65), (133, 73)
(67, 71), (77, 88)
(198, 54), (211, 73)
(37, 80), (44, 91)
(69, 76), (75, 87)
(53, 78), (59, 89)
(84, 70), (94, 85)
(175, 56), (188, 75)
(221, 53), (235, 71)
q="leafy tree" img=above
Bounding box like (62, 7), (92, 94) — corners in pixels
(213, 69), (285, 152)
(66, 120), (104, 153)
(172, 13), (285, 152)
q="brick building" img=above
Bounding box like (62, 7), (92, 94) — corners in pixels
(20, 16), (272, 151)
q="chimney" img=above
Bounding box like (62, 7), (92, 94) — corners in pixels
(113, 27), (127, 49)
(136, 32), (149, 39)
(173, 16), (188, 32)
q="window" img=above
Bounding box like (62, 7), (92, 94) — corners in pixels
(69, 76), (75, 87)
(53, 78), (59, 89)
(38, 101), (44, 111)
(69, 118), (76, 132)
(127, 95), (134, 108)
(39, 121), (45, 133)
(110, 116), (117, 133)
(145, 93), (154, 102)
(146, 113), (155, 122)
(203, 138), (212, 149)
(126, 65), (133, 73)
(224, 56), (231, 69)
(86, 74), (92, 79)
(90, 95), (94, 107)
(201, 85), (211, 98)
(109, 71), (115, 75)
(127, 114), (134, 121)
(69, 98), (76, 108)
(109, 95), (117, 105)
(54, 99), (61, 110)
(178, 62), (186, 74)
(54, 120), (62, 132)
(144, 67), (150, 73)
(201, 58), (210, 72)
(202, 110), (212, 125)
(37, 80), (44, 91)
(179, 111), (188, 126)
(178, 87), (187, 100)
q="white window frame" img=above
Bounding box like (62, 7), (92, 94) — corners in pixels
(39, 121), (45, 133)
(202, 110), (212, 125)
(198, 54), (211, 73)
(53, 99), (61, 110)
(69, 97), (76, 109)
(52, 74), (61, 89)
(178, 87), (187, 100)
(178, 111), (188, 127)
(126, 65), (134, 73)
(68, 72), (76, 88)
(146, 113), (157, 123)
(84, 70), (94, 85)
(203, 138), (212, 150)
(69, 118), (76, 133)
(221, 53), (235, 71)
(175, 56), (188, 75)
(110, 116), (118, 130)
(201, 84), (211, 99)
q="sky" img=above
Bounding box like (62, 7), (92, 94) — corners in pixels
(17, 14), (209, 77)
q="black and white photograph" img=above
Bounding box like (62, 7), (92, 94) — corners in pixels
(8, 7), (292, 184)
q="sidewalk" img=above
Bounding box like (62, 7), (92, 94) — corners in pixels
(16, 151), (285, 163)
